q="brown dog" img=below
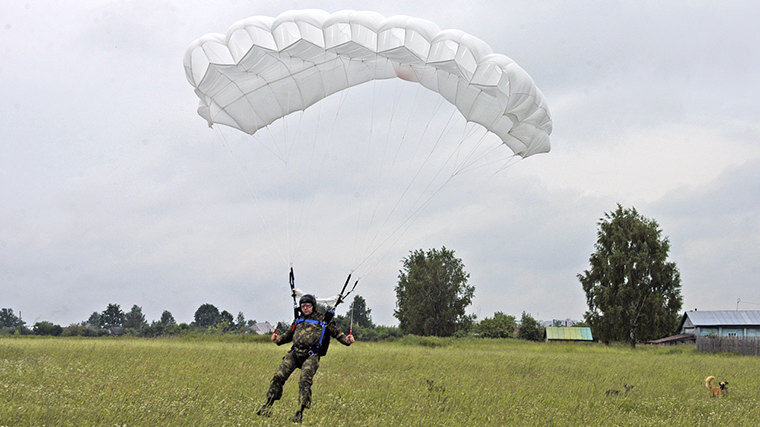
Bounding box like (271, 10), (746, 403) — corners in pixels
(705, 376), (728, 397)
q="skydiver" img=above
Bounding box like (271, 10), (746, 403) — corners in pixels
(256, 294), (355, 422)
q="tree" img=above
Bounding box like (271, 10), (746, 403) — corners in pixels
(100, 304), (125, 328)
(0, 308), (21, 328)
(348, 295), (374, 329)
(33, 321), (63, 336)
(123, 305), (148, 330)
(394, 247), (475, 336)
(235, 312), (246, 331)
(578, 205), (683, 348)
(477, 312), (517, 338)
(518, 312), (543, 341)
(160, 310), (176, 326)
(86, 311), (101, 328)
(219, 310), (234, 328)
(194, 303), (220, 328)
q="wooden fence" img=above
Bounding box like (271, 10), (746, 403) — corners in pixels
(696, 335), (760, 356)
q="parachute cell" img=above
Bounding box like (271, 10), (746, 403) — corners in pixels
(184, 9), (551, 157)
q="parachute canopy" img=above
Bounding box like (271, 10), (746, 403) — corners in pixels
(184, 9), (552, 157)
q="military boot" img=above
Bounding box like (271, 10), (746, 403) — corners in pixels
(290, 405), (306, 423)
(256, 398), (275, 417)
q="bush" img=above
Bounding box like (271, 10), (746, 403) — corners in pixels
(477, 312), (517, 338)
(373, 325), (403, 341)
(33, 321), (63, 336)
(397, 335), (453, 347)
(518, 312), (544, 341)
(62, 324), (107, 337)
(0, 326), (17, 335)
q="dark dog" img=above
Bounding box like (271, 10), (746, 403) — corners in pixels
(605, 384), (634, 396)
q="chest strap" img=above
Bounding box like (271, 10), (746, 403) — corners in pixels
(294, 318), (322, 326)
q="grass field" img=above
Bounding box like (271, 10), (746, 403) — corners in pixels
(1, 336), (759, 425)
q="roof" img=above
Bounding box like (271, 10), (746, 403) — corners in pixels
(545, 326), (593, 341)
(679, 311), (760, 330)
(647, 334), (696, 344)
(250, 321), (274, 334)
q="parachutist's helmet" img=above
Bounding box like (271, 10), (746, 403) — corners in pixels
(299, 294), (316, 307)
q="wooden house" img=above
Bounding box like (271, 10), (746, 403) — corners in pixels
(678, 310), (760, 338)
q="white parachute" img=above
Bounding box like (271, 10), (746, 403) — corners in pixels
(184, 9), (551, 158)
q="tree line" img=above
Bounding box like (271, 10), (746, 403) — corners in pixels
(0, 304), (249, 337)
(0, 296), (401, 340)
(2, 204), (683, 346)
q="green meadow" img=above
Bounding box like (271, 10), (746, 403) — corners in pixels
(1, 336), (758, 425)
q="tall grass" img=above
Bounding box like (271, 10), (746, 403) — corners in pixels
(1, 337), (758, 425)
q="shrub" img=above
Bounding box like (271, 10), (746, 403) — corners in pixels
(33, 321), (63, 336)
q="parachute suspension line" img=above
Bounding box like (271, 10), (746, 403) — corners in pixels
(290, 99), (325, 265)
(364, 82), (425, 261)
(291, 109), (305, 160)
(328, 89), (350, 146)
(355, 167), (459, 275)
(451, 126), (491, 175)
(358, 77), (405, 262)
(351, 94), (448, 268)
(278, 91), (312, 266)
(387, 105), (461, 225)
(290, 109), (318, 267)
(261, 124), (287, 163)
(382, 79), (402, 158)
(391, 83), (424, 166)
(353, 105), (463, 273)
(451, 151), (521, 177)
(280, 92), (312, 266)
(283, 91), (293, 266)
(463, 149), (520, 175)
(364, 106), (470, 260)
(356, 107), (498, 275)
(452, 122), (483, 171)
(353, 83), (425, 269)
(348, 66), (377, 264)
(374, 94), (446, 227)
(287, 110), (309, 266)
(354, 59), (399, 266)
(251, 126), (288, 164)
(453, 130), (519, 176)
(404, 106), (466, 204)
(493, 154), (523, 174)
(290, 85), (351, 265)
(213, 126), (288, 267)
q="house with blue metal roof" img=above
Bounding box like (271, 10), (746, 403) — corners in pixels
(678, 310), (760, 338)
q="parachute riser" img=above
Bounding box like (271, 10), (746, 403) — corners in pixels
(325, 273), (359, 324)
(290, 267), (298, 320)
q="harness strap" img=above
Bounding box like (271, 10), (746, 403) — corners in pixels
(317, 322), (327, 351)
(291, 317), (329, 354)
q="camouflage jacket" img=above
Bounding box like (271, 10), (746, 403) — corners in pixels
(276, 310), (351, 351)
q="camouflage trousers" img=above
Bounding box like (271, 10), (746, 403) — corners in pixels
(266, 350), (320, 408)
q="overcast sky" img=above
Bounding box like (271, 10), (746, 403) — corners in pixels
(2, 1), (759, 327)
